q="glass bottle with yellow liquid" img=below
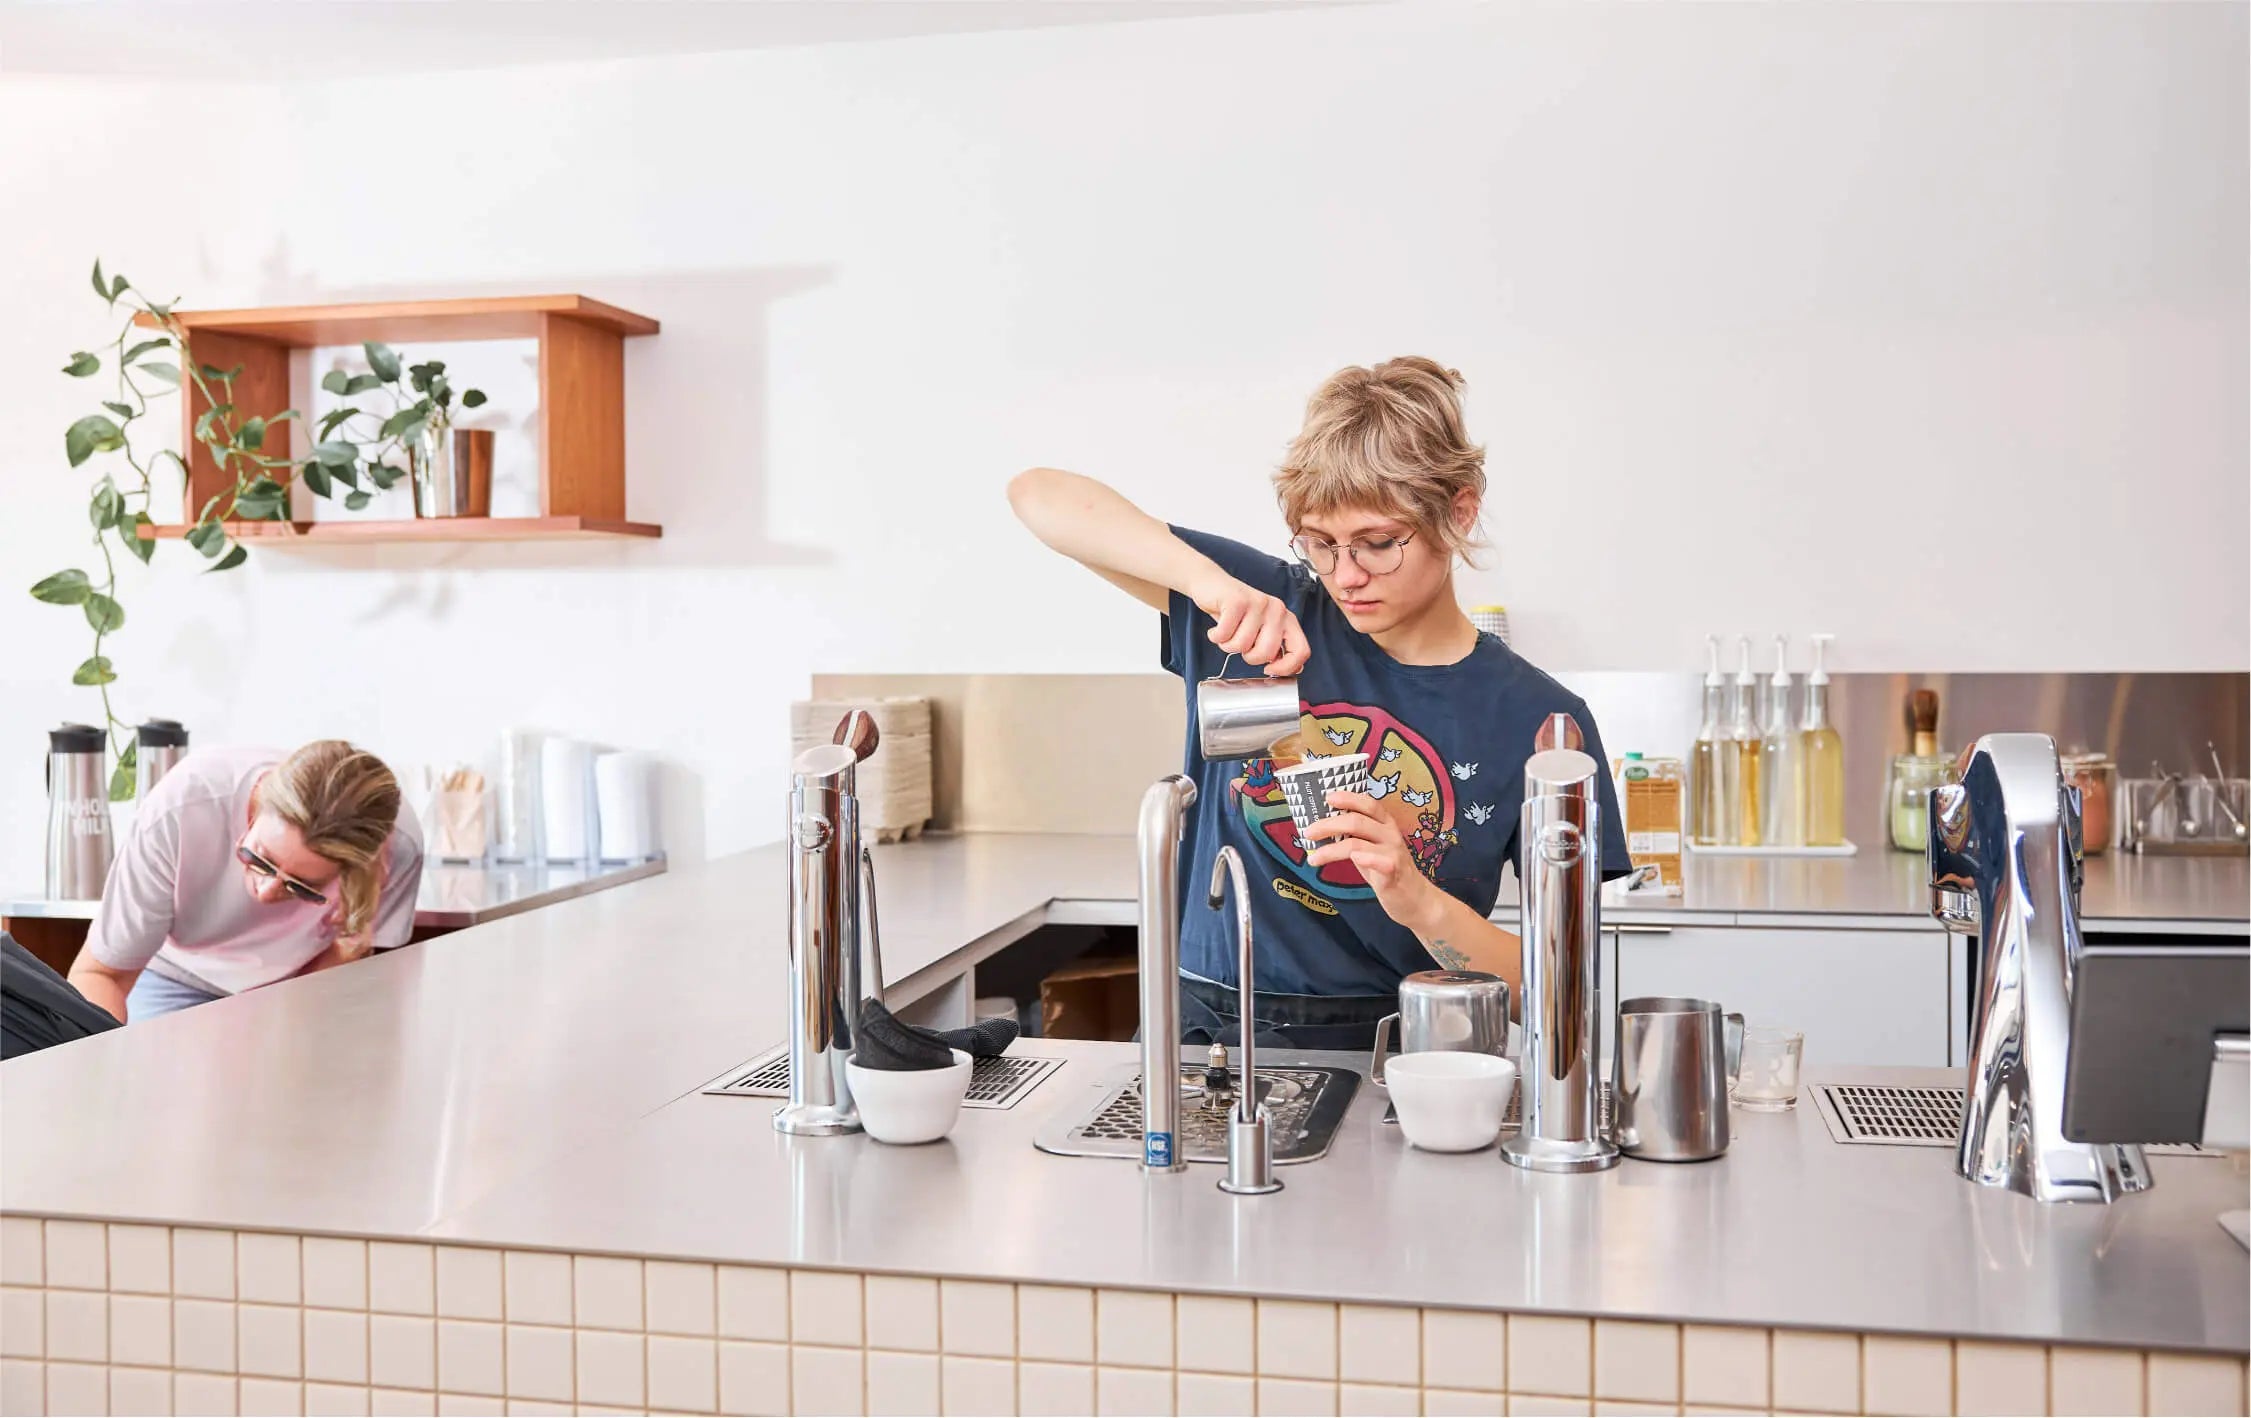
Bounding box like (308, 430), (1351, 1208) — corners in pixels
(1689, 637), (1733, 846)
(1796, 633), (1846, 846)
(1728, 636), (1764, 846)
(1759, 634), (1801, 846)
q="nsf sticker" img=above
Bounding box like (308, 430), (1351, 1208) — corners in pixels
(1145, 1132), (1174, 1168)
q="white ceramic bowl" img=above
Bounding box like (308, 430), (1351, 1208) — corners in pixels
(846, 1049), (973, 1145)
(1385, 1051), (1516, 1152)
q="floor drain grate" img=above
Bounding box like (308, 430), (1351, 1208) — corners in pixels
(702, 1048), (1062, 1110)
(1813, 1083), (2210, 1155)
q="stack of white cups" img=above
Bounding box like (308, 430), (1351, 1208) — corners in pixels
(494, 728), (545, 863)
(594, 751), (662, 862)
(540, 737), (598, 864)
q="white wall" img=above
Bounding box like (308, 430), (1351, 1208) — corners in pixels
(3, 2), (2244, 873)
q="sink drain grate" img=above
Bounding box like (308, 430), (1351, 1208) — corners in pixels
(1813, 1083), (2209, 1155)
(1035, 1065), (1362, 1164)
(702, 1048), (1062, 1111)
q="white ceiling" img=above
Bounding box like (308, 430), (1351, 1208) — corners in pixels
(0, 0), (1345, 79)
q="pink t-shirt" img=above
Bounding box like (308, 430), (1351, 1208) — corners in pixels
(88, 745), (425, 996)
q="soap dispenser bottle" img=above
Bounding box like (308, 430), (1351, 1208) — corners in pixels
(1759, 635), (1801, 846)
(1728, 636), (1763, 846)
(1797, 633), (1846, 847)
(1690, 636), (1732, 847)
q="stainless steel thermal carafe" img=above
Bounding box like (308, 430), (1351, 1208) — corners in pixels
(45, 723), (113, 900)
(136, 719), (188, 803)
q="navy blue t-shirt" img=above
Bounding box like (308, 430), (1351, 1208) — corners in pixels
(1161, 526), (1633, 997)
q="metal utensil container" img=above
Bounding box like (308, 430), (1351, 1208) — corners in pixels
(2121, 775), (2249, 856)
(1370, 970), (1510, 1084)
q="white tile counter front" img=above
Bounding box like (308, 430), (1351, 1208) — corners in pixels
(0, 833), (2244, 1417)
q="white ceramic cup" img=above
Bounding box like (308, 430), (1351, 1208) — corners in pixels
(845, 1048), (973, 1144)
(1385, 1051), (1517, 1153)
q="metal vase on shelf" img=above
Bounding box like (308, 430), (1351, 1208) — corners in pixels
(412, 426), (494, 519)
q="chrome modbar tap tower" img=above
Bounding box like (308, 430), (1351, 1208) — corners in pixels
(1136, 775), (1198, 1172)
(776, 711), (883, 1137)
(1929, 733), (2150, 1203)
(1502, 713), (1619, 1174)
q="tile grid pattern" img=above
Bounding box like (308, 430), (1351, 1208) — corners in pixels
(0, 1217), (2244, 1416)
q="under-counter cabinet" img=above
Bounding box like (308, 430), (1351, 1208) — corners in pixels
(1611, 923), (1954, 1067)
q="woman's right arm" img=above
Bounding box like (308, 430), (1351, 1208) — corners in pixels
(66, 957), (138, 1023)
(1007, 467), (1310, 674)
(71, 777), (185, 1022)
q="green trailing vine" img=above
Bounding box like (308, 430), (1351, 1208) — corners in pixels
(31, 261), (485, 798)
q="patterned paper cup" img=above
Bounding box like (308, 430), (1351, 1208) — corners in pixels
(1275, 753), (1374, 839)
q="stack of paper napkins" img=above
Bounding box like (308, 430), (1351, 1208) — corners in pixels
(790, 697), (933, 842)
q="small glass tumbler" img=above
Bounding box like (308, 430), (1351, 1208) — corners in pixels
(1733, 1026), (1804, 1111)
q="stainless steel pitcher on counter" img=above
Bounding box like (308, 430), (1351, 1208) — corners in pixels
(1613, 997), (1744, 1162)
(45, 724), (113, 901)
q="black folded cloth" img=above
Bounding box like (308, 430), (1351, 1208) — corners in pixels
(855, 997), (1020, 1071)
(2, 933), (122, 1060)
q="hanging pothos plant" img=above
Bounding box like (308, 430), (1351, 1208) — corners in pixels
(31, 261), (485, 798)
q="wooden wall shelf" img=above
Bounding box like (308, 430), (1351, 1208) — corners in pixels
(137, 295), (660, 544)
(140, 516), (661, 544)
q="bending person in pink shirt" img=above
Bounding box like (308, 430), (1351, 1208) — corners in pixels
(68, 740), (425, 1022)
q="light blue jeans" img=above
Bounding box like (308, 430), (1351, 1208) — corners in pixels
(125, 969), (225, 1020)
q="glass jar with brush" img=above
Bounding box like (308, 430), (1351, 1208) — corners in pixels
(1884, 687), (1954, 852)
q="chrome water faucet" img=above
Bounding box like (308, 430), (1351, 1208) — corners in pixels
(1208, 846), (1279, 1195)
(1138, 774), (1198, 1172)
(1502, 713), (1620, 1174)
(1929, 732), (2151, 1203)
(776, 712), (882, 1136)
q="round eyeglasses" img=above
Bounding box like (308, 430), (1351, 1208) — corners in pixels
(1287, 530), (1415, 577)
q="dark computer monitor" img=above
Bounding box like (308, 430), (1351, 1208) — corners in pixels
(2063, 933), (2249, 1145)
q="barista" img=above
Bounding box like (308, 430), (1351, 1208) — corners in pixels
(1009, 357), (1631, 1049)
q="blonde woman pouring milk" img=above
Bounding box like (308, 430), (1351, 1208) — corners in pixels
(1011, 357), (1633, 1049)
(68, 740), (424, 1021)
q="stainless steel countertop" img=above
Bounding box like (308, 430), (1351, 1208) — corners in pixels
(0, 856), (666, 929)
(432, 1043), (2251, 1355)
(2, 833), (2243, 1352)
(1583, 845), (2250, 930)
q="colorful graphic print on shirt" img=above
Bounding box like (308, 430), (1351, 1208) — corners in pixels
(1232, 701), (1462, 901)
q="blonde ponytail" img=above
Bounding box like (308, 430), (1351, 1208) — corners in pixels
(255, 741), (401, 956)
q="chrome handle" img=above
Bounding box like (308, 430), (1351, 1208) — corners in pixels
(1369, 1013), (1398, 1086)
(860, 845), (885, 1008)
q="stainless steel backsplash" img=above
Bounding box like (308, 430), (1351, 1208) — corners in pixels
(813, 672), (2249, 839)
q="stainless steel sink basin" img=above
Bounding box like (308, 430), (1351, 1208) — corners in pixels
(1034, 1061), (1361, 1164)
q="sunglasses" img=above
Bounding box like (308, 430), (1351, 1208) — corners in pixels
(237, 843), (329, 905)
